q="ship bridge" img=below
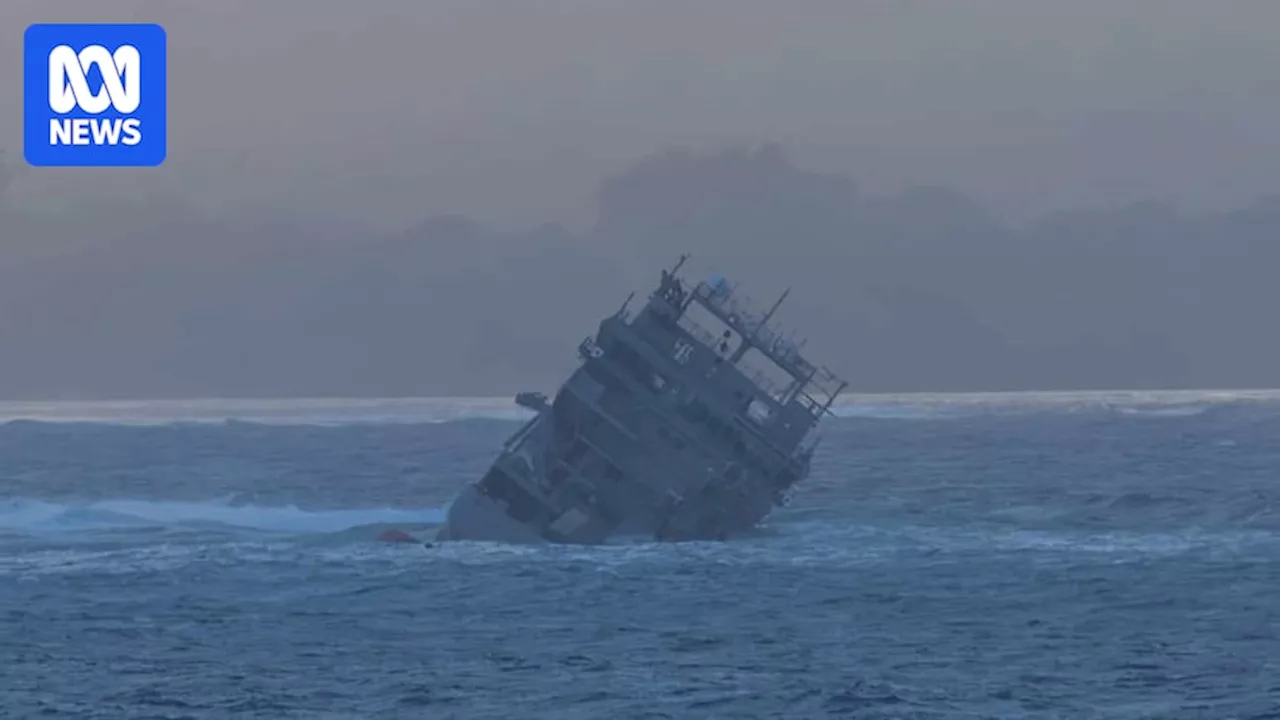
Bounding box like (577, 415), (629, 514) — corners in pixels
(648, 255), (847, 425)
(438, 255), (851, 545)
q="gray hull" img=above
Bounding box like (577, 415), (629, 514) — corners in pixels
(433, 257), (845, 546)
(435, 483), (545, 544)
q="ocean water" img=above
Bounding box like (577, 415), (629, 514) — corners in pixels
(2, 392), (1280, 719)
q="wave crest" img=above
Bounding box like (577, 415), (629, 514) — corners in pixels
(3, 390), (1280, 426)
(0, 497), (444, 535)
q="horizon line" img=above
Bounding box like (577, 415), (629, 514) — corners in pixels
(3, 387), (1280, 407)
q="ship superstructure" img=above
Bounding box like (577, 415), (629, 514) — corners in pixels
(437, 256), (846, 544)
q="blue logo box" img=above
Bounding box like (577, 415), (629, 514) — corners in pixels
(23, 23), (167, 167)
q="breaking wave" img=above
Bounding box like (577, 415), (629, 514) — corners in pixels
(829, 390), (1280, 420)
(2, 390), (1279, 426)
(0, 497), (445, 535)
(0, 397), (532, 427)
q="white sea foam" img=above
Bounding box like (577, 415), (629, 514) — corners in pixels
(0, 497), (444, 534)
(1, 389), (1278, 426)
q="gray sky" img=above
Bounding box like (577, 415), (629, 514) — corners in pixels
(4, 0), (1280, 229)
(3, 1), (1280, 398)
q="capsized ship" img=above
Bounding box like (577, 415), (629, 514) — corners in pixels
(436, 256), (847, 544)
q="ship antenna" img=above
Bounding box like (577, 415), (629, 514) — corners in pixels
(671, 253), (689, 275)
(617, 291), (635, 317)
(819, 379), (849, 417)
(733, 287), (791, 364)
(759, 287), (790, 328)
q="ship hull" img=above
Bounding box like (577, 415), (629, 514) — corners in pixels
(432, 257), (844, 546)
(435, 482), (546, 544)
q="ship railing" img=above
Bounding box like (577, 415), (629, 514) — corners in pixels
(796, 392), (822, 417)
(794, 379), (848, 418)
(744, 368), (788, 402)
(578, 336), (605, 360)
(692, 281), (763, 331)
(681, 268), (849, 415)
(503, 412), (542, 452)
(670, 310), (794, 403)
(689, 280), (819, 380)
(808, 367), (847, 403)
(674, 313), (720, 351)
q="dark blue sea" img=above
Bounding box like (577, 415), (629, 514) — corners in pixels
(3, 392), (1279, 719)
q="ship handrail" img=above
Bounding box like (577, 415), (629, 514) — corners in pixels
(674, 315), (720, 351)
(676, 271), (849, 402)
(602, 318), (812, 464)
(502, 412), (542, 451)
(675, 304), (813, 398)
(743, 367), (788, 402)
(686, 282), (828, 387)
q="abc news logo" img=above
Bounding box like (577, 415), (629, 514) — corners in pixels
(23, 23), (167, 167)
(48, 44), (143, 147)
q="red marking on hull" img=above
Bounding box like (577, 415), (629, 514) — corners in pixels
(378, 529), (416, 543)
